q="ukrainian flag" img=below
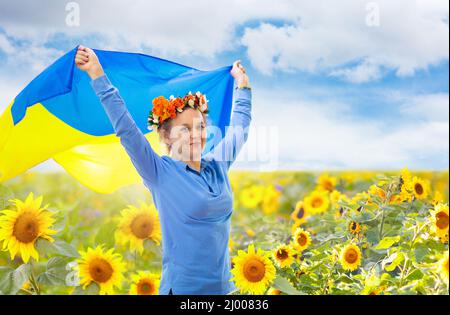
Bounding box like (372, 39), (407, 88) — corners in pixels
(0, 46), (234, 193)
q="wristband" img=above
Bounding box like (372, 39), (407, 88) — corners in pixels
(236, 85), (251, 90)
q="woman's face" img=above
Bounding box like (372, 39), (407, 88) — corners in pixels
(164, 107), (206, 161)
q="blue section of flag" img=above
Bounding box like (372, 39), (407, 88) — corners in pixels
(11, 46), (234, 137)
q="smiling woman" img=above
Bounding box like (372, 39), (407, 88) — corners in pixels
(75, 45), (252, 294)
(152, 92), (210, 172)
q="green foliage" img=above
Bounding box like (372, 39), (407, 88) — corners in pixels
(0, 170), (448, 295)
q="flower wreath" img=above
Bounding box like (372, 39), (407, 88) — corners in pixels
(147, 91), (209, 131)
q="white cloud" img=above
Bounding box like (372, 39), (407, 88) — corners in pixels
(1, 0), (447, 82)
(0, 30), (64, 80)
(240, 0), (449, 81)
(329, 59), (382, 83)
(232, 88), (449, 170)
(0, 32), (65, 111)
(0, 33), (14, 53)
(0, 0), (295, 59)
(0, 1), (448, 172)
(399, 93), (449, 122)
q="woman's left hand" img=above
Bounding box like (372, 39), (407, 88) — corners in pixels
(231, 60), (250, 88)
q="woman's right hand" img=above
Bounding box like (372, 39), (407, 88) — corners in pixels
(231, 60), (250, 88)
(75, 45), (105, 80)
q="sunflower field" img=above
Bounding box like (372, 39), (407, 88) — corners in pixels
(0, 168), (448, 295)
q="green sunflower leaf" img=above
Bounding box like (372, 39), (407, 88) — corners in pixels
(71, 282), (100, 295)
(0, 264), (31, 295)
(374, 236), (401, 250)
(35, 238), (79, 258)
(36, 257), (74, 286)
(272, 274), (306, 295)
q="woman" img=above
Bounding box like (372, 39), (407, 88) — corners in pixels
(75, 45), (252, 295)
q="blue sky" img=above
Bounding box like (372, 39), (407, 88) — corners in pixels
(0, 0), (448, 171)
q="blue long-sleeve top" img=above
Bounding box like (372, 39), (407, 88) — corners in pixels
(90, 74), (252, 295)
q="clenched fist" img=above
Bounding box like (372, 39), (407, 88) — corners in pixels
(75, 45), (104, 80)
(230, 60), (250, 89)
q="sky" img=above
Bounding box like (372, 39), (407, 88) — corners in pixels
(0, 0), (448, 172)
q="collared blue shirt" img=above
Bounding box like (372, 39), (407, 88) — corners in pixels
(91, 74), (252, 295)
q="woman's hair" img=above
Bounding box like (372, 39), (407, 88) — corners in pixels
(157, 110), (209, 154)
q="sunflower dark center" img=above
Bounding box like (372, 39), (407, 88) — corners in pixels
(436, 212), (449, 229)
(311, 198), (323, 208)
(13, 213), (39, 243)
(297, 234), (307, 246)
(137, 280), (155, 295)
(414, 183), (424, 195)
(89, 258), (113, 283)
(243, 259), (265, 282)
(296, 207), (305, 219)
(276, 249), (288, 260)
(323, 181), (333, 191)
(345, 249), (358, 264)
(130, 214), (153, 239)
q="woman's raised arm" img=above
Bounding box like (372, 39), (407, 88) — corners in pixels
(204, 60), (252, 170)
(75, 45), (164, 187)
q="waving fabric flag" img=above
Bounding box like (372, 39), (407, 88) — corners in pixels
(0, 46), (234, 193)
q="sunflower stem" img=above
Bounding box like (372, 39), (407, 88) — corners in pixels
(398, 259), (409, 288)
(378, 183), (394, 241)
(378, 208), (386, 241)
(28, 260), (41, 295)
(19, 288), (34, 295)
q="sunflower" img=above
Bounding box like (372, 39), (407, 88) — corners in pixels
(115, 203), (162, 254)
(430, 203), (449, 240)
(409, 176), (430, 200)
(361, 272), (389, 295)
(341, 172), (356, 185)
(245, 228), (256, 238)
(317, 174), (337, 192)
(261, 185), (281, 215)
(399, 168), (412, 189)
(339, 244), (362, 272)
(361, 284), (387, 295)
(303, 190), (330, 214)
(334, 207), (345, 220)
(295, 267), (307, 278)
(329, 190), (347, 205)
(438, 252), (449, 283)
(77, 245), (125, 295)
(368, 185), (386, 203)
(229, 237), (234, 252)
(267, 287), (281, 295)
(240, 185), (265, 209)
(290, 221), (302, 235)
(272, 244), (295, 268)
(230, 243), (276, 295)
(350, 192), (369, 207)
(290, 201), (308, 225)
(348, 221), (361, 235)
(394, 186), (413, 203)
(432, 191), (444, 206)
(129, 271), (160, 295)
(0, 192), (57, 263)
(291, 228), (312, 252)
